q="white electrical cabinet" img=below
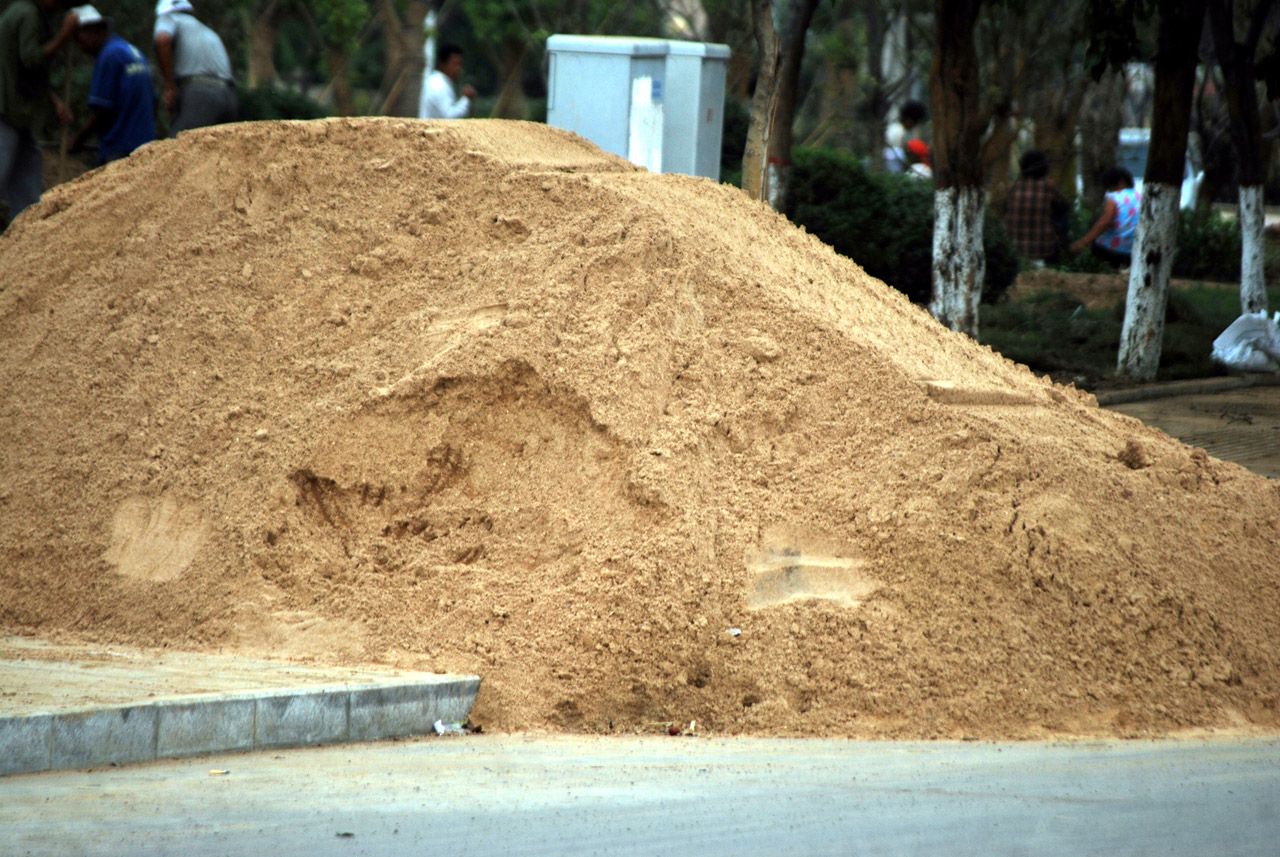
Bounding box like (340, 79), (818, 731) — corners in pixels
(546, 35), (730, 180)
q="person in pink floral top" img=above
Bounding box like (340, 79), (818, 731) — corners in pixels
(1070, 166), (1139, 267)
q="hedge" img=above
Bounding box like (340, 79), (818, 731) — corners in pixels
(784, 146), (1018, 306)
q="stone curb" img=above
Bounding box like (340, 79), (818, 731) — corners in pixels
(1095, 372), (1280, 406)
(0, 674), (480, 777)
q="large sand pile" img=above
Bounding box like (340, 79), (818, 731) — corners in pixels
(2, 118), (1278, 739)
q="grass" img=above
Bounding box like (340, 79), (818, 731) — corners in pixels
(979, 282), (1280, 387)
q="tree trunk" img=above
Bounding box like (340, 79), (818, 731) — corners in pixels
(742, 0), (781, 202)
(930, 0), (986, 337)
(980, 107), (1018, 214)
(379, 0), (407, 95)
(860, 6), (889, 164)
(765, 0), (820, 210)
(492, 36), (529, 119)
(1032, 76), (1088, 205)
(724, 51), (751, 100)
(247, 0), (284, 88)
(930, 187), (986, 334)
(809, 7), (860, 152)
(375, 0), (429, 117)
(1118, 184), (1180, 378)
(326, 47), (356, 116)
(1079, 68), (1127, 212)
(1209, 0), (1272, 314)
(1240, 184), (1267, 312)
(1116, 0), (1207, 381)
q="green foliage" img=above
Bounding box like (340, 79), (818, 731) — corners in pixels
(1173, 208), (1241, 281)
(456, 0), (519, 43)
(236, 85), (329, 121)
(458, 0), (665, 46)
(311, 0), (370, 53)
(785, 147), (1019, 306)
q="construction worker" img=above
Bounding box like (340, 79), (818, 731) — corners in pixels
(0, 0), (76, 221)
(67, 5), (155, 164)
(153, 0), (237, 135)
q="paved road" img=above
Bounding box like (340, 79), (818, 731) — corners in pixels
(1108, 385), (1280, 479)
(4, 735), (1278, 856)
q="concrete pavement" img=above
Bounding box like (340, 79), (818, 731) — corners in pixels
(0, 637), (479, 776)
(3, 734), (1278, 856)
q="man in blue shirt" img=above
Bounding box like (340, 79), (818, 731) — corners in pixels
(67, 5), (155, 164)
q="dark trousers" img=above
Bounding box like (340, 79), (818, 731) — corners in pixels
(171, 79), (239, 136)
(0, 117), (42, 223)
(1091, 243), (1131, 269)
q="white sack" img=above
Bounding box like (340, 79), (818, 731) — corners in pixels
(1211, 311), (1280, 372)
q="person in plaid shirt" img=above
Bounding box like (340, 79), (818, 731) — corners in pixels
(1002, 150), (1070, 264)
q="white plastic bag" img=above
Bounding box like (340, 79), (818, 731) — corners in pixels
(1211, 311), (1280, 372)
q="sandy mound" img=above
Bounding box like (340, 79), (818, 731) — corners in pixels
(2, 118), (1278, 739)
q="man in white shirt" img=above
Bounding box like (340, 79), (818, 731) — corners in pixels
(153, 0), (236, 135)
(421, 43), (475, 119)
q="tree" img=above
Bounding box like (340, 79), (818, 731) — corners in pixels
(374, 0), (433, 117)
(928, 0), (987, 337)
(1026, 54), (1089, 205)
(741, 0), (781, 200)
(246, 0), (288, 87)
(1209, 0), (1278, 314)
(693, 0), (758, 100)
(306, 0), (373, 115)
(1115, 0), (1209, 381)
(794, 0), (926, 161)
(764, 0), (821, 209)
(1078, 67), (1128, 211)
(455, 0), (666, 119)
(971, 0), (1091, 210)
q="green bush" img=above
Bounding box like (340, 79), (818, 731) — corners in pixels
(236, 86), (330, 122)
(785, 146), (1018, 305)
(1173, 208), (1241, 280)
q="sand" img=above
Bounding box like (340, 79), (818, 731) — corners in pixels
(1, 117), (1278, 739)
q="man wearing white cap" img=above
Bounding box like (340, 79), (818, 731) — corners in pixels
(153, 0), (236, 135)
(67, 5), (155, 163)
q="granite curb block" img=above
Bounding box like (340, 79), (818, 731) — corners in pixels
(0, 675), (480, 777)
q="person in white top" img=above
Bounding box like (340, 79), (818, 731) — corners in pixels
(153, 0), (236, 135)
(421, 43), (475, 119)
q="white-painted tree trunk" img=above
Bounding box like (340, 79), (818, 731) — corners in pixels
(1117, 182), (1180, 381)
(929, 186), (985, 338)
(766, 161), (789, 212)
(1239, 184), (1267, 314)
